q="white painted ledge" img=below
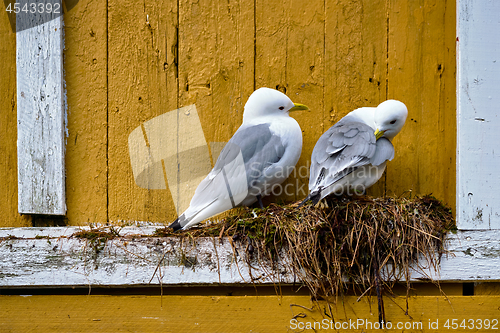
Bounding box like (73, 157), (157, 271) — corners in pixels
(0, 227), (499, 288)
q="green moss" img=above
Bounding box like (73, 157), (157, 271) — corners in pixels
(72, 226), (121, 254)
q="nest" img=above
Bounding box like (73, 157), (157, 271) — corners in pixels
(155, 195), (455, 322)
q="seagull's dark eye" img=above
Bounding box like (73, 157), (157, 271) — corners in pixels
(390, 120), (397, 124)
(279, 106), (285, 110)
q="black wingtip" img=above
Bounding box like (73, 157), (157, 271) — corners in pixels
(310, 192), (322, 205)
(298, 191), (322, 208)
(168, 218), (183, 232)
(297, 195), (310, 208)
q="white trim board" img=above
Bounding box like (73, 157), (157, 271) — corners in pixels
(1, 227), (499, 288)
(16, 3), (66, 215)
(457, 0), (500, 229)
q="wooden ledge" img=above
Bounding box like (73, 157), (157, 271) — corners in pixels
(1, 227), (500, 288)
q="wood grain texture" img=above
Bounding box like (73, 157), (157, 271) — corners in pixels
(457, 0), (500, 230)
(2, 0), (458, 225)
(0, 6), (31, 227)
(325, 0), (389, 197)
(387, 0), (456, 210)
(16, 9), (65, 215)
(107, 0), (179, 223)
(1, 294), (500, 332)
(175, 0), (255, 211)
(1, 228), (499, 287)
(255, 0), (324, 202)
(64, 0), (108, 225)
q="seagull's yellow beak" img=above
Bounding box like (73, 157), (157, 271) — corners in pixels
(374, 128), (385, 140)
(289, 103), (309, 112)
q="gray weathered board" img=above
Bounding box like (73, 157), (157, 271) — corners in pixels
(1, 227), (499, 288)
(16, 1), (66, 215)
(457, 0), (500, 229)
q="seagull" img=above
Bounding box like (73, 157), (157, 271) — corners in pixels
(301, 100), (408, 205)
(169, 87), (308, 231)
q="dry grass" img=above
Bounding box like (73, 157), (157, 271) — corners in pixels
(155, 195), (455, 322)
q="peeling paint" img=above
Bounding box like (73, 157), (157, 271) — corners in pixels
(1, 227), (500, 286)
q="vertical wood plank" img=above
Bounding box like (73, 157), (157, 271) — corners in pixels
(255, 0), (324, 202)
(325, 0), (387, 115)
(174, 0), (254, 215)
(64, 0), (108, 224)
(210, 0), (255, 141)
(16, 4), (66, 215)
(387, 0), (456, 210)
(0, 4), (31, 227)
(254, 0), (289, 200)
(457, 0), (500, 229)
(108, 0), (179, 223)
(359, 0), (390, 197)
(324, 0), (388, 197)
(178, 0), (254, 145)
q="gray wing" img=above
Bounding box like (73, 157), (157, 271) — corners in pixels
(309, 117), (377, 191)
(214, 123), (284, 188)
(370, 138), (394, 166)
(190, 123), (285, 208)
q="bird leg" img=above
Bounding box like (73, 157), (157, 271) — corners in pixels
(256, 194), (264, 210)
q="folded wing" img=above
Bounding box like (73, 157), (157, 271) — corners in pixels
(171, 123), (286, 230)
(309, 117), (377, 194)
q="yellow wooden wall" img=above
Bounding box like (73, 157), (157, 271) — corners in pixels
(2, 284), (500, 332)
(0, 7), (22, 226)
(0, 0), (456, 227)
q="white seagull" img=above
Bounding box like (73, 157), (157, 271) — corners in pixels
(169, 87), (308, 231)
(302, 100), (408, 205)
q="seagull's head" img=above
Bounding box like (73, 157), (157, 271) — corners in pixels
(243, 87), (308, 123)
(373, 100), (408, 141)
